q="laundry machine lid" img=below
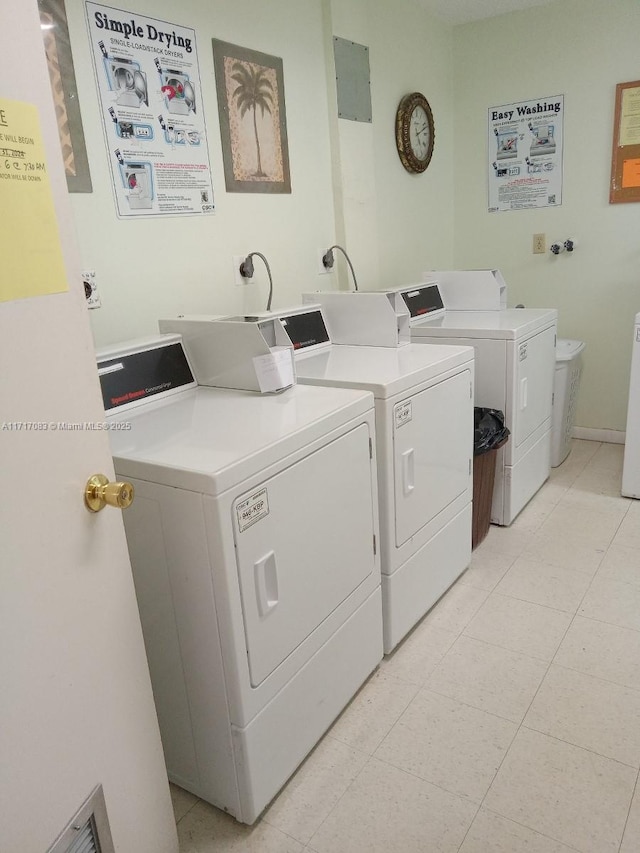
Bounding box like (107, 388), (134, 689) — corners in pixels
(294, 343), (474, 398)
(410, 308), (557, 340)
(108, 383), (374, 495)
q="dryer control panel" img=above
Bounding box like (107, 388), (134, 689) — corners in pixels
(280, 309), (330, 351)
(98, 336), (196, 412)
(399, 284), (444, 319)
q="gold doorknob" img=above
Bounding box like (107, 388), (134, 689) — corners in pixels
(85, 474), (135, 513)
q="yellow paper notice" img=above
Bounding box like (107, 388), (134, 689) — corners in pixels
(0, 98), (68, 303)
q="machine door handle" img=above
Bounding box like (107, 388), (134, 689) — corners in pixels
(520, 377), (528, 410)
(85, 474), (134, 513)
(402, 448), (415, 496)
(255, 551), (279, 618)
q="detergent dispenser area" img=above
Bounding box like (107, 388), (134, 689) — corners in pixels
(98, 334), (383, 823)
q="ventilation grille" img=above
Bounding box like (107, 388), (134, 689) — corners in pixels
(47, 785), (114, 853)
(67, 816), (99, 853)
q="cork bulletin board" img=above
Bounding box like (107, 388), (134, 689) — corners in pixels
(610, 80), (640, 204)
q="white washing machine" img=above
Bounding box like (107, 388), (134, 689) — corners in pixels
(97, 334), (383, 824)
(306, 284), (557, 525)
(622, 312), (640, 498)
(245, 306), (474, 653)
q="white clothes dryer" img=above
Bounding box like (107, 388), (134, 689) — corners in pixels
(622, 312), (640, 498)
(261, 306), (474, 653)
(107, 57), (148, 107)
(400, 286), (557, 525)
(124, 162), (153, 209)
(305, 284), (557, 525)
(98, 335), (383, 824)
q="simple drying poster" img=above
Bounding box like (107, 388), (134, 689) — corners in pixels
(488, 95), (564, 213)
(85, 2), (214, 217)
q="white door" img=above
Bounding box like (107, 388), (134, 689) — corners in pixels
(513, 326), (556, 448)
(0, 3), (177, 852)
(234, 423), (376, 686)
(393, 370), (473, 546)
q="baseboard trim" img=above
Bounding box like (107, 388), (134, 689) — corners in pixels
(573, 427), (626, 444)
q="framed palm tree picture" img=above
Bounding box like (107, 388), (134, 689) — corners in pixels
(212, 39), (291, 193)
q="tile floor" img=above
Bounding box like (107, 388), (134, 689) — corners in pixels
(172, 440), (640, 853)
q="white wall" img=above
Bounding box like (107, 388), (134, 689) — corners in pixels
(65, 0), (455, 342)
(64, 0), (637, 430)
(369, 0), (455, 286)
(452, 0), (640, 431)
(66, 0), (337, 345)
(327, 0), (455, 290)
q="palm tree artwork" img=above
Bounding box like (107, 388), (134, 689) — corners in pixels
(230, 60), (274, 178)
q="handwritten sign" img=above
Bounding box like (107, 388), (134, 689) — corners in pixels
(0, 98), (68, 303)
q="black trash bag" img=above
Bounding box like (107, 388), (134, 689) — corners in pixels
(474, 407), (510, 456)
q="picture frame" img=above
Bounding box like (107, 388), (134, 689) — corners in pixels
(38, 0), (92, 193)
(609, 80), (640, 204)
(212, 39), (291, 194)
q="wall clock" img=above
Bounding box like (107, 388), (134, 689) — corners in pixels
(395, 92), (435, 174)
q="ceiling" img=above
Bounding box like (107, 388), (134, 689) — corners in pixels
(418, 0), (557, 25)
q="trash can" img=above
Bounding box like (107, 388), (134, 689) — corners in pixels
(472, 408), (510, 550)
(552, 339), (585, 468)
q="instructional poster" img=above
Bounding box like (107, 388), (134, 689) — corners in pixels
(86, 2), (214, 217)
(488, 95), (564, 213)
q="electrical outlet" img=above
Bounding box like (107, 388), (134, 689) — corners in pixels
(232, 255), (250, 286)
(317, 248), (332, 275)
(532, 233), (546, 254)
(82, 270), (101, 309)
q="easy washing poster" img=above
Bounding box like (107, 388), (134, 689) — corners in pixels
(488, 95), (564, 213)
(86, 2), (214, 217)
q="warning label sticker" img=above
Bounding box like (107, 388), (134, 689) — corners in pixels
(236, 488), (269, 532)
(394, 400), (412, 429)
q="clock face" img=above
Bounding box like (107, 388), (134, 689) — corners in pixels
(395, 93), (435, 174)
(409, 105), (431, 161)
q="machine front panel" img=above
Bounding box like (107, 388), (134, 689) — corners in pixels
(512, 325), (556, 449)
(412, 335), (507, 413)
(393, 369), (472, 547)
(233, 423), (377, 687)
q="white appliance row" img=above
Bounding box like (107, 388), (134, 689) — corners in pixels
(98, 269), (556, 829)
(163, 310), (475, 654)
